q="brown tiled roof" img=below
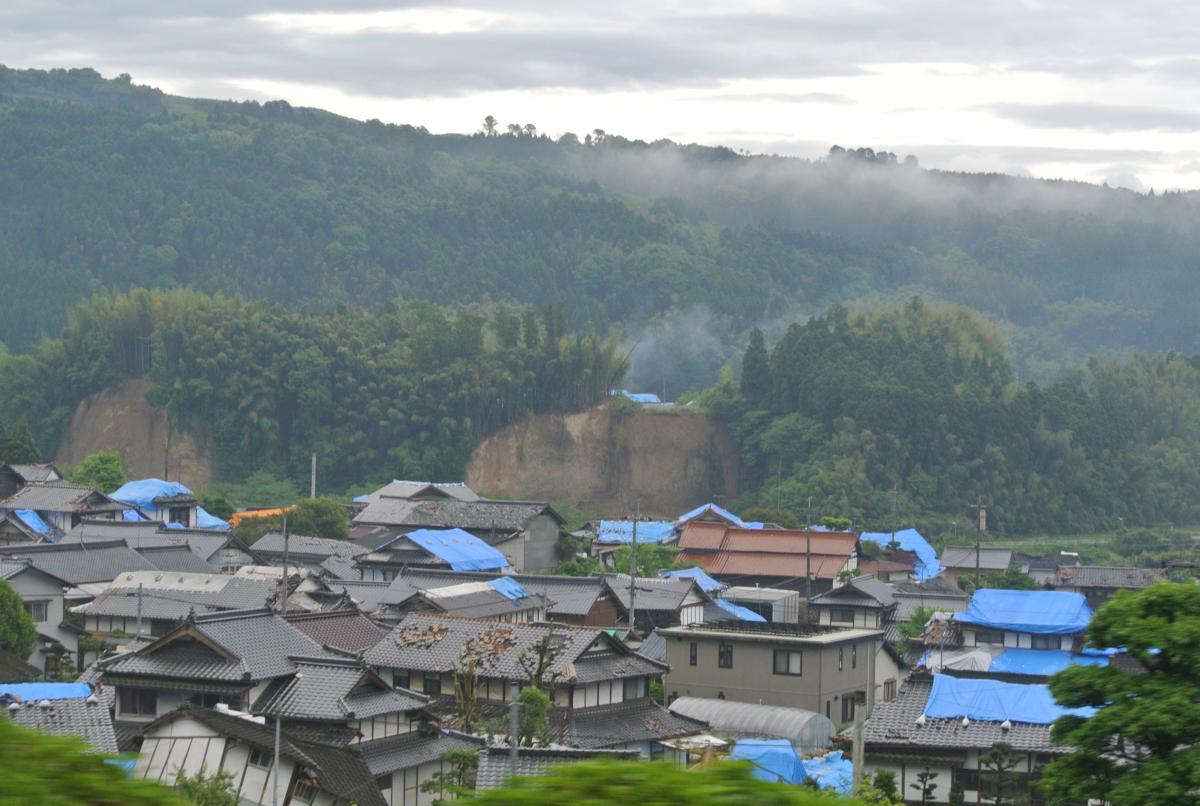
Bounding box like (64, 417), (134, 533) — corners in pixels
(676, 523), (856, 580)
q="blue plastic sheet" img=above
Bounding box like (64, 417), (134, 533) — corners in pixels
(404, 528), (509, 571)
(990, 648), (1108, 675)
(122, 509), (148, 521)
(111, 478), (193, 512)
(731, 739), (807, 784)
(923, 674), (1096, 724)
(596, 520), (676, 544)
(660, 566), (723, 592)
(859, 528), (940, 581)
(956, 589), (1093, 635)
(0, 682), (92, 701)
(488, 576), (531, 602)
(803, 750), (852, 794)
(14, 509), (54, 535)
(712, 598), (767, 622)
(676, 502), (744, 528)
(195, 507), (229, 531)
(614, 389), (661, 404)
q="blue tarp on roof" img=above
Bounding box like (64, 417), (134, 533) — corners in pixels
(923, 674), (1096, 724)
(661, 566), (723, 592)
(488, 576), (531, 602)
(0, 682), (92, 701)
(404, 528), (509, 572)
(955, 589), (1093, 635)
(730, 739), (807, 784)
(859, 528), (940, 581)
(803, 750), (852, 794)
(676, 502), (743, 528)
(122, 509), (148, 522)
(614, 389), (662, 404)
(195, 507), (229, 531)
(596, 520), (676, 544)
(352, 494), (369, 504)
(713, 598), (768, 622)
(14, 509), (54, 536)
(111, 478), (192, 512)
(990, 648), (1109, 676)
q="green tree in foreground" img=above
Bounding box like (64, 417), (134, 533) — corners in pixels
(70, 450), (127, 493)
(610, 543), (686, 577)
(0, 715), (183, 804)
(0, 580), (37, 660)
(420, 748), (479, 804)
(0, 417), (41, 463)
(472, 758), (865, 804)
(172, 768), (237, 806)
(1041, 584), (1200, 806)
(909, 767), (939, 803)
(517, 686), (551, 747)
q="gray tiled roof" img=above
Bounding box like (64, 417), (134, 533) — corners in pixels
(254, 656), (427, 722)
(99, 608), (332, 683)
(0, 482), (123, 513)
(4, 695), (118, 753)
(556, 698), (707, 749)
(939, 546), (1013, 571)
(364, 614), (663, 683)
(5, 464), (61, 482)
(254, 532), (368, 561)
(284, 609), (387, 653)
(475, 746), (638, 789)
(318, 553), (359, 579)
(354, 497), (556, 531)
(636, 630), (667, 664)
(861, 676), (1070, 753)
(812, 574), (897, 608)
(64, 520), (166, 542)
(391, 569), (606, 618)
(404, 588), (550, 619)
(74, 572), (277, 619)
(1054, 565), (1166, 589)
(62, 523), (249, 566)
(601, 574), (704, 613)
(1, 540), (158, 585)
(134, 545), (219, 573)
(359, 729), (483, 775)
(147, 706), (387, 806)
(324, 580), (420, 612)
(363, 481), (481, 504)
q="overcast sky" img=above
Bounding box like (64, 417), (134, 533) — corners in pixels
(5, 1), (1200, 190)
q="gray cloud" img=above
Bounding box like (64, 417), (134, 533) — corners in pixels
(683, 91), (853, 105)
(983, 102), (1200, 133)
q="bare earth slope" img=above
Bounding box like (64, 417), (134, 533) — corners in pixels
(54, 378), (213, 488)
(467, 402), (740, 518)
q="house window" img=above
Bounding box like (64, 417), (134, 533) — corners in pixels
(717, 642), (733, 669)
(688, 641), (697, 666)
(773, 649), (802, 676)
(838, 647), (844, 671)
(423, 675), (443, 696)
(883, 679), (897, 702)
(1031, 634), (1058, 650)
(623, 678), (642, 700)
(247, 748), (272, 769)
(292, 780), (318, 803)
(117, 688), (156, 718)
(829, 608), (855, 625)
(189, 693), (233, 709)
(954, 768), (980, 792)
(974, 630), (1005, 645)
(852, 644), (857, 669)
(841, 695), (855, 723)
(168, 506), (191, 526)
(22, 600), (48, 623)
(394, 670), (412, 690)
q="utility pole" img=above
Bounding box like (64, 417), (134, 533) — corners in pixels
(310, 453), (317, 499)
(272, 715), (281, 806)
(136, 583), (143, 639)
(508, 681), (519, 774)
(278, 515), (289, 613)
(628, 499), (639, 634)
(890, 483), (899, 547)
(974, 499), (986, 590)
(851, 690), (866, 789)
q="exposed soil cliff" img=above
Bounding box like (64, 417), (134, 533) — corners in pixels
(467, 402), (740, 518)
(54, 378), (213, 488)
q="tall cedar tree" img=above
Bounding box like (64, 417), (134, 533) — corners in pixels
(1041, 584), (1200, 805)
(0, 417), (40, 464)
(739, 327), (771, 404)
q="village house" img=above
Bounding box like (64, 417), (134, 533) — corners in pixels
(809, 574), (907, 703)
(659, 620), (883, 725)
(383, 578), (549, 623)
(891, 577), (970, 621)
(860, 673), (1081, 804)
(599, 573), (710, 632)
(1, 682), (118, 754)
(357, 528), (510, 581)
(0, 462), (63, 500)
(1048, 564), (1166, 608)
(675, 522), (858, 594)
(63, 520), (259, 571)
(363, 613), (706, 758)
(937, 546), (1014, 588)
(718, 586), (804, 623)
(0, 560), (77, 675)
(253, 531), (368, 579)
(282, 608), (388, 654)
(352, 481), (563, 573)
(0, 482), (126, 535)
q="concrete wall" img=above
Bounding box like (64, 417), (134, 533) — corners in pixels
(521, 514), (561, 573)
(815, 605), (883, 629)
(960, 627), (1077, 651)
(663, 634), (875, 724)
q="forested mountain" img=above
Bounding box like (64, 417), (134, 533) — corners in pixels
(2, 65), (1199, 386)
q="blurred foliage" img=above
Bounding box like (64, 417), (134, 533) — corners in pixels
(0, 580), (36, 660)
(69, 450), (127, 493)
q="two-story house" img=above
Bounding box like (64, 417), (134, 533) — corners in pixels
(0, 559), (75, 675)
(810, 574), (907, 703)
(357, 528), (510, 581)
(363, 613), (706, 757)
(938, 546), (1014, 589)
(675, 522), (858, 594)
(659, 621), (883, 725)
(0, 462), (62, 499)
(0, 482), (126, 534)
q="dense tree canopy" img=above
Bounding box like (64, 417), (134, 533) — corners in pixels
(69, 450), (127, 493)
(711, 301), (1200, 534)
(0, 580), (36, 660)
(1042, 585), (1200, 805)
